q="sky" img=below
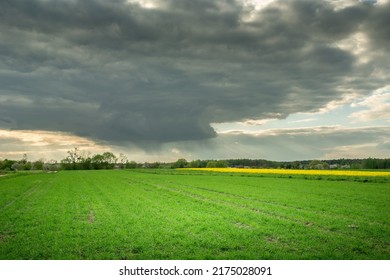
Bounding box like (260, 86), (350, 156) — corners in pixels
(1, 0), (390, 162)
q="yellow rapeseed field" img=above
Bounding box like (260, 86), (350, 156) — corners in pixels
(183, 168), (390, 177)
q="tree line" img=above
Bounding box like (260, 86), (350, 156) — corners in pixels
(1, 148), (390, 171)
(175, 158), (390, 169)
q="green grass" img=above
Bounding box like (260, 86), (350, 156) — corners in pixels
(0, 170), (389, 260)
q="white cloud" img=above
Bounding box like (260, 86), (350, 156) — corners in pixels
(218, 125), (343, 136)
(310, 92), (361, 114)
(126, 0), (160, 9)
(333, 32), (371, 65)
(238, 118), (278, 126)
(350, 86), (390, 122)
(288, 118), (317, 124)
(170, 148), (181, 154)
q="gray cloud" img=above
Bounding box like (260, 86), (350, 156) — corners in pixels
(0, 0), (389, 146)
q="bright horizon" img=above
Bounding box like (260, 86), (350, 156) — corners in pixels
(1, 0), (390, 162)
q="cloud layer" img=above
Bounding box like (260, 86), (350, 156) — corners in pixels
(1, 0), (389, 148)
(183, 125), (390, 161)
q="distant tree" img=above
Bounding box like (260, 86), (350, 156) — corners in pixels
(32, 159), (45, 170)
(43, 160), (59, 171)
(215, 160), (228, 168)
(60, 148), (92, 170)
(172, 158), (188, 168)
(79, 150), (92, 169)
(91, 154), (104, 169)
(0, 159), (16, 170)
(90, 152), (117, 169)
(308, 160), (329, 170)
(118, 153), (128, 169)
(11, 162), (22, 171)
(189, 159), (201, 168)
(125, 160), (138, 169)
(80, 157), (92, 170)
(65, 147), (82, 169)
(102, 152), (117, 169)
(23, 161), (32, 170)
(362, 158), (375, 169)
(15, 154), (32, 170)
(148, 162), (161, 169)
(205, 160), (228, 168)
(384, 159), (390, 169)
(189, 159), (208, 168)
(20, 154), (28, 165)
(291, 161), (301, 169)
(61, 157), (73, 170)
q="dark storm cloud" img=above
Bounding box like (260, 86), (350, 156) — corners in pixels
(363, 2), (390, 51)
(0, 0), (388, 145)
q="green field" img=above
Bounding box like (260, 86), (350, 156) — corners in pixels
(0, 170), (389, 260)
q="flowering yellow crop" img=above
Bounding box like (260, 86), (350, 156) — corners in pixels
(182, 168), (390, 177)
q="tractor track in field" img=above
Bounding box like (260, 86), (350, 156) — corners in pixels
(1, 181), (43, 210)
(0, 177), (56, 211)
(127, 177), (384, 242)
